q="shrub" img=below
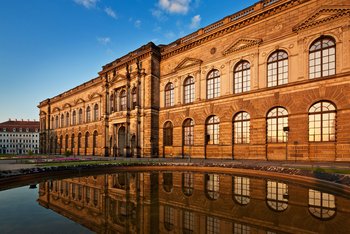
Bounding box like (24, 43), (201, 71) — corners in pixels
(64, 150), (72, 157)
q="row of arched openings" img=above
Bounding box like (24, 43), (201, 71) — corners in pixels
(51, 104), (99, 129)
(164, 36), (336, 107)
(50, 131), (99, 155)
(109, 87), (138, 113)
(163, 100), (336, 146)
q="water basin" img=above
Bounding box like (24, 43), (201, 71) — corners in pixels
(0, 169), (349, 233)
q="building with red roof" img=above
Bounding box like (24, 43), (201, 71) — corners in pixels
(0, 119), (40, 154)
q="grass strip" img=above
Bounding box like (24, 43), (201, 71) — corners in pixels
(295, 167), (350, 174)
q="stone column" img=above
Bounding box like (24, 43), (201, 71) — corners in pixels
(177, 76), (182, 105)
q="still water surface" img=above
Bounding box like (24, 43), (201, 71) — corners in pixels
(0, 170), (349, 234)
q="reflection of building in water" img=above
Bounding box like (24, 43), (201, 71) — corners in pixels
(38, 172), (349, 233)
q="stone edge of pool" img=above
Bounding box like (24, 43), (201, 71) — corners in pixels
(1, 162), (350, 194)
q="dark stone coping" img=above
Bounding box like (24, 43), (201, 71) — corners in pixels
(0, 161), (349, 193)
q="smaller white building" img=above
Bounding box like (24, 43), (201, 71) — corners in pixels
(0, 119), (40, 154)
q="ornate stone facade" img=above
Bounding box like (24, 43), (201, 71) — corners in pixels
(38, 0), (350, 161)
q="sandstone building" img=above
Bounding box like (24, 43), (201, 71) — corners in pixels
(38, 0), (350, 161)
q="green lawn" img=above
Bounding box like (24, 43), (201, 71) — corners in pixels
(296, 167), (350, 174)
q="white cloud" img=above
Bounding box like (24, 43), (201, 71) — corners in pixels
(189, 14), (201, 29)
(151, 9), (168, 21)
(97, 37), (111, 45)
(134, 20), (142, 28)
(153, 25), (162, 32)
(165, 31), (176, 39)
(74, 0), (98, 9)
(158, 0), (191, 14)
(105, 7), (117, 19)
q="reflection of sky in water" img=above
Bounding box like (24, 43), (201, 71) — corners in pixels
(0, 186), (93, 234)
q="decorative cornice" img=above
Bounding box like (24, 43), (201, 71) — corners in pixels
(62, 103), (71, 109)
(88, 92), (102, 100)
(223, 38), (263, 55)
(74, 98), (85, 105)
(293, 6), (350, 32)
(99, 42), (160, 75)
(174, 57), (203, 72)
(161, 0), (308, 60)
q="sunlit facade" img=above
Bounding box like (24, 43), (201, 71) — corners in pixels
(39, 0), (350, 161)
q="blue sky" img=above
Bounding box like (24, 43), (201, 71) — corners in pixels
(0, 0), (257, 123)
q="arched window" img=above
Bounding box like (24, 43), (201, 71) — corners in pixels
(182, 173), (194, 196)
(93, 104), (99, 121)
(206, 116), (220, 145)
(54, 136), (58, 152)
(183, 118), (194, 146)
(163, 121), (173, 146)
(267, 50), (288, 87)
(205, 174), (219, 200)
(78, 109), (83, 124)
(59, 135), (63, 151)
(232, 176), (250, 205)
(86, 106), (91, 123)
(50, 136), (54, 153)
(184, 76), (195, 104)
(110, 94), (114, 113)
(309, 101), (336, 142)
(207, 69), (220, 99)
(308, 189), (336, 219)
(65, 134), (69, 150)
(77, 133), (82, 155)
(132, 87), (137, 109)
(267, 107), (288, 143)
(61, 114), (64, 128)
(164, 206), (174, 231)
(51, 117), (54, 129)
(72, 111), (76, 125)
(120, 90), (127, 111)
(85, 132), (89, 154)
(309, 36), (335, 79)
(266, 180), (288, 211)
(163, 173), (173, 193)
(71, 134), (75, 152)
(233, 112), (250, 144)
(165, 83), (174, 107)
(234, 60), (250, 93)
(55, 116), (59, 129)
(92, 131), (98, 155)
(66, 112), (70, 127)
